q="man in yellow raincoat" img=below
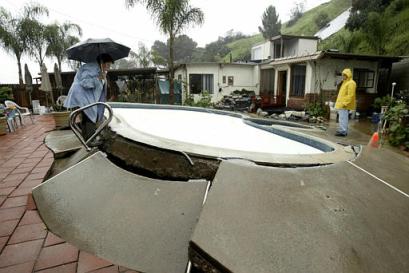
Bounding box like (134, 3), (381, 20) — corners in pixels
(335, 68), (356, 136)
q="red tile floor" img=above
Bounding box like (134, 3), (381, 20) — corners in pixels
(0, 115), (138, 273)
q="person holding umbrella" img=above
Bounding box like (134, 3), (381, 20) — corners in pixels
(63, 38), (130, 141)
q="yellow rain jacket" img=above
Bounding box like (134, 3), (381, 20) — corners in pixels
(335, 69), (356, 110)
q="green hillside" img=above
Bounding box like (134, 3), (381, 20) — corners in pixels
(320, 0), (409, 55)
(281, 0), (351, 35)
(223, 0), (351, 62)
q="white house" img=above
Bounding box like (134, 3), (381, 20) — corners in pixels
(254, 34), (401, 111)
(174, 63), (259, 103)
(173, 35), (401, 112)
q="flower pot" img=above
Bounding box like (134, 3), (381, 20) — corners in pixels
(51, 111), (71, 129)
(0, 117), (7, 135)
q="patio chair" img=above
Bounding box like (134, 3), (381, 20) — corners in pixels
(1, 103), (18, 132)
(4, 100), (34, 126)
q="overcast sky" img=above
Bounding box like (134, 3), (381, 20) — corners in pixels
(0, 0), (328, 83)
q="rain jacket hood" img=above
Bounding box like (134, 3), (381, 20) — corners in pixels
(342, 68), (353, 80)
(335, 68), (356, 110)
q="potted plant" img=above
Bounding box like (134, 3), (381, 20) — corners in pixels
(50, 96), (71, 129)
(0, 107), (7, 135)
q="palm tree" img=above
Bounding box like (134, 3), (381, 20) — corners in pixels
(45, 22), (82, 71)
(0, 4), (48, 84)
(126, 0), (204, 104)
(20, 4), (50, 69)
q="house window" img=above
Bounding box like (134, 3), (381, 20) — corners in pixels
(228, 76), (234, 86)
(353, 69), (375, 89)
(290, 64), (306, 97)
(177, 74), (182, 81)
(222, 76), (226, 84)
(189, 74), (214, 94)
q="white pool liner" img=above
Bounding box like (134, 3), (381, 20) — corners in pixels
(112, 108), (323, 155)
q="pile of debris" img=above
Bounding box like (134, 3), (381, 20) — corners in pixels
(258, 109), (327, 124)
(214, 89), (257, 112)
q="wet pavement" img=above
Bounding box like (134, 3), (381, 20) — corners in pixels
(0, 114), (408, 273)
(0, 115), (138, 273)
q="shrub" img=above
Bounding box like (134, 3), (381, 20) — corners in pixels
(384, 101), (409, 149)
(306, 101), (328, 117)
(373, 95), (394, 112)
(0, 86), (13, 103)
(315, 12), (330, 29)
(184, 91), (213, 108)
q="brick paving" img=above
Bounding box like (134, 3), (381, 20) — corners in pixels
(0, 115), (138, 273)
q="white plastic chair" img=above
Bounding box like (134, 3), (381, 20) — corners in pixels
(4, 100), (34, 126)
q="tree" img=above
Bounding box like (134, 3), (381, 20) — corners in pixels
(258, 5), (281, 39)
(287, 1), (305, 27)
(151, 35), (197, 65)
(126, 0), (204, 104)
(346, 0), (392, 31)
(111, 51), (138, 69)
(0, 4), (48, 85)
(45, 22), (82, 72)
(19, 4), (49, 69)
(335, 31), (363, 53)
(135, 42), (151, 68)
(151, 40), (168, 66)
(199, 30), (246, 62)
(361, 12), (389, 54)
(314, 12), (330, 29)
(174, 34), (197, 63)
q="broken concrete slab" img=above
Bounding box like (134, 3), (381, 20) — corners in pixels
(33, 152), (209, 273)
(45, 146), (96, 179)
(44, 130), (82, 158)
(352, 146), (409, 194)
(190, 158), (409, 273)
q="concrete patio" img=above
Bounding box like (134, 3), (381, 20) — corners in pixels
(0, 115), (138, 273)
(0, 114), (408, 273)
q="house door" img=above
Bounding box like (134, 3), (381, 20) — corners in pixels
(277, 70), (287, 106)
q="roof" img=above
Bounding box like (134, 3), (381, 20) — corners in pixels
(270, 34), (319, 42)
(35, 67), (162, 79)
(261, 51), (402, 67)
(177, 62), (257, 67)
(323, 51), (402, 62)
(262, 52), (322, 66)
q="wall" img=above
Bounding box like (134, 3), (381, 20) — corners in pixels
(308, 58), (379, 95)
(176, 63), (259, 103)
(391, 58), (409, 94)
(297, 39), (318, 56)
(283, 39), (298, 57)
(251, 41), (272, 61)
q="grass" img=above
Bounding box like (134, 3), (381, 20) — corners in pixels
(223, 34), (264, 62)
(385, 4), (409, 55)
(282, 0), (351, 36)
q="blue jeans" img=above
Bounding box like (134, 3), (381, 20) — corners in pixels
(337, 109), (349, 135)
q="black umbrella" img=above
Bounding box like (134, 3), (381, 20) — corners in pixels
(66, 38), (131, 63)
